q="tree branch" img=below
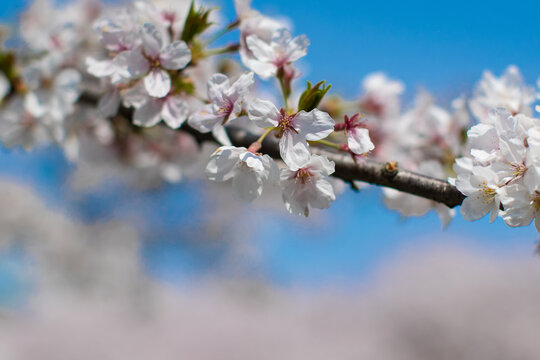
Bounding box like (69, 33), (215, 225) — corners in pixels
(78, 92), (466, 208)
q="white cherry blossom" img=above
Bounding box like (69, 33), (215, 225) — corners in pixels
(235, 0), (284, 77)
(245, 28), (309, 79)
(455, 165), (501, 222)
(360, 72), (404, 119)
(133, 93), (189, 129)
(470, 65), (536, 123)
(280, 154), (336, 217)
(114, 23), (191, 98)
(206, 146), (279, 202)
(335, 113), (374, 155)
(500, 167), (540, 232)
(247, 98), (335, 169)
(189, 72), (255, 145)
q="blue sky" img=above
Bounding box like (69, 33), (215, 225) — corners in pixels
(0, 0), (539, 291)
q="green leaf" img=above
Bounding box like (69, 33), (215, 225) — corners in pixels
(297, 80), (331, 112)
(181, 0), (214, 44)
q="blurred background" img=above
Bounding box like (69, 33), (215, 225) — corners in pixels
(1, 0), (540, 358)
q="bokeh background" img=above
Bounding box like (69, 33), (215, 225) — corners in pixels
(1, 0), (540, 358)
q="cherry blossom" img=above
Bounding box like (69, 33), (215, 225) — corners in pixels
(247, 98), (334, 169)
(189, 72), (255, 145)
(206, 145), (279, 202)
(244, 28), (309, 79)
(280, 154), (336, 217)
(133, 93), (190, 129)
(334, 113), (374, 155)
(114, 23), (191, 98)
(469, 65), (536, 123)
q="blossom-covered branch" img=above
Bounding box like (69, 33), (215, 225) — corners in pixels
(1, 0), (539, 231)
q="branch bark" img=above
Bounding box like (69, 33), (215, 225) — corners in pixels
(78, 92), (466, 209)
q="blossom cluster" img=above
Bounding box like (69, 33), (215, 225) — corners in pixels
(0, 0), (539, 230)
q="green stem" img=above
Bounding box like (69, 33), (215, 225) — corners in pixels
(309, 139), (340, 150)
(202, 43), (240, 57)
(256, 127), (276, 143)
(279, 77), (290, 110)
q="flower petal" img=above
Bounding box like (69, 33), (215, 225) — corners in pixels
(247, 98), (280, 128)
(188, 104), (220, 133)
(294, 109), (335, 141)
(232, 168), (263, 202)
(161, 96), (189, 129)
(144, 68), (171, 98)
(205, 146), (243, 181)
(280, 130), (310, 170)
(133, 98), (163, 127)
(114, 50), (149, 79)
(348, 128), (374, 154)
(140, 23), (163, 58)
(160, 41), (191, 70)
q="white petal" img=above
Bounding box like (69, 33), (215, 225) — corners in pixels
(86, 57), (115, 78)
(140, 23), (163, 58)
(133, 98), (163, 127)
(54, 69), (81, 104)
(348, 128), (374, 154)
(460, 196), (493, 221)
(247, 98), (280, 128)
(205, 146), (243, 181)
(239, 151), (265, 173)
(188, 104), (220, 133)
(280, 130), (310, 170)
(24, 92), (47, 118)
(240, 53), (277, 79)
(160, 41), (191, 70)
(294, 109), (335, 141)
(232, 169), (263, 202)
(246, 34), (274, 63)
(309, 177), (335, 210)
(114, 50), (150, 78)
(207, 73), (230, 104)
(307, 154), (335, 176)
(227, 72), (255, 100)
(212, 125), (232, 146)
(161, 96), (189, 129)
(285, 34), (309, 62)
(144, 68), (171, 98)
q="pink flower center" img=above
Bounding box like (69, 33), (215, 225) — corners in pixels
(294, 168), (313, 184)
(278, 108), (297, 135)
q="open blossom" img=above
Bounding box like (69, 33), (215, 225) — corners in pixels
(455, 107), (540, 229)
(499, 167), (540, 232)
(206, 146), (279, 202)
(235, 0), (284, 77)
(0, 94), (64, 150)
(469, 65), (536, 123)
(360, 72), (404, 119)
(245, 28), (309, 79)
(335, 114), (374, 155)
(280, 154), (336, 217)
(455, 164), (501, 222)
(134, 1), (190, 41)
(247, 98), (334, 169)
(189, 72), (254, 145)
(115, 23), (191, 98)
(133, 93), (189, 129)
(23, 67), (81, 123)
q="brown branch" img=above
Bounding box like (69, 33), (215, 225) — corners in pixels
(78, 92), (466, 209)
